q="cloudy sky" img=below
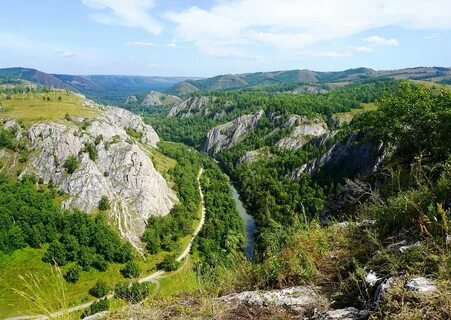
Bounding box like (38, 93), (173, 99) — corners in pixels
(0, 0), (450, 76)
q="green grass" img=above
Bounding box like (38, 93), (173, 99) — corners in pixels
(157, 257), (199, 298)
(149, 148), (177, 175)
(0, 91), (99, 124)
(335, 102), (377, 123)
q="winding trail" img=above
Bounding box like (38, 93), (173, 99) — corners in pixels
(6, 168), (206, 320)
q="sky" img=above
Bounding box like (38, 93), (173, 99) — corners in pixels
(0, 0), (450, 77)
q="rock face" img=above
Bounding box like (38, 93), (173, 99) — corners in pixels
(220, 286), (322, 313)
(276, 115), (329, 150)
(204, 110), (264, 154)
(405, 277), (437, 292)
(168, 96), (211, 117)
(239, 148), (272, 163)
(141, 91), (181, 107)
(320, 307), (370, 320)
(125, 95), (138, 104)
(292, 133), (384, 180)
(23, 105), (177, 250)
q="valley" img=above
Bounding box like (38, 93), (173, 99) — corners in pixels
(0, 69), (450, 320)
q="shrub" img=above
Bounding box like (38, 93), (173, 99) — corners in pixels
(63, 155), (79, 174)
(98, 196), (111, 211)
(114, 282), (149, 303)
(89, 280), (110, 298)
(81, 297), (110, 318)
(157, 254), (180, 271)
(64, 265), (82, 283)
(43, 241), (67, 266)
(92, 254), (108, 272)
(84, 143), (97, 161)
(121, 260), (140, 278)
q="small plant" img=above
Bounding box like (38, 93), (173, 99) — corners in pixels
(64, 265), (82, 283)
(121, 260), (140, 278)
(89, 280), (110, 298)
(98, 196), (111, 211)
(125, 127), (143, 140)
(63, 155), (79, 174)
(64, 113), (71, 121)
(94, 134), (103, 146)
(84, 143), (98, 161)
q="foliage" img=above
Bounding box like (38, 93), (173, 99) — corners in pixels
(89, 280), (110, 298)
(114, 281), (150, 303)
(64, 265), (81, 283)
(81, 297), (110, 318)
(84, 143), (98, 161)
(63, 155), (79, 174)
(98, 195), (110, 211)
(121, 260), (141, 278)
(125, 127), (143, 140)
(142, 142), (201, 254)
(157, 254), (180, 271)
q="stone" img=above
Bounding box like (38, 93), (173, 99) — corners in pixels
(320, 307), (370, 320)
(405, 277), (437, 292)
(399, 241), (421, 253)
(276, 115), (328, 150)
(141, 91), (181, 107)
(168, 96), (211, 117)
(220, 286), (322, 313)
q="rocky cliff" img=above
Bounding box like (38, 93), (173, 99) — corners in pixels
(9, 100), (177, 251)
(167, 96), (212, 117)
(276, 115), (329, 150)
(292, 132), (385, 180)
(141, 91), (181, 106)
(204, 110), (264, 154)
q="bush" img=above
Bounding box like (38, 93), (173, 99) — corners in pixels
(157, 254), (180, 271)
(63, 155), (79, 174)
(114, 281), (149, 303)
(89, 280), (110, 298)
(98, 196), (111, 211)
(92, 254), (108, 272)
(64, 265), (82, 283)
(42, 240), (67, 266)
(121, 260), (140, 278)
(81, 297), (110, 318)
(84, 143), (98, 161)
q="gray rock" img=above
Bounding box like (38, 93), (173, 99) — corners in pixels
(220, 286), (322, 313)
(23, 106), (177, 251)
(168, 96), (211, 117)
(276, 116), (328, 150)
(320, 307), (370, 320)
(239, 148), (272, 163)
(405, 277), (437, 292)
(205, 110), (264, 154)
(125, 95), (138, 104)
(292, 133), (384, 179)
(374, 277), (395, 307)
(141, 91), (181, 107)
(399, 241), (422, 253)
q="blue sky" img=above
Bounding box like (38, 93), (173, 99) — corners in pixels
(0, 0), (450, 77)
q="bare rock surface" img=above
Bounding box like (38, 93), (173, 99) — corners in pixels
(319, 307), (370, 320)
(239, 148), (272, 163)
(405, 277), (437, 292)
(124, 95), (138, 104)
(168, 96), (211, 117)
(276, 115), (328, 150)
(23, 105), (177, 250)
(141, 91), (181, 107)
(204, 110), (264, 154)
(220, 286), (322, 313)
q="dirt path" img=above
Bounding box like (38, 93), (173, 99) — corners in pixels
(7, 167), (206, 320)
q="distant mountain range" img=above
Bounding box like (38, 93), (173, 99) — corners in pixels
(170, 67), (451, 95)
(1, 66), (450, 102)
(0, 67), (198, 104)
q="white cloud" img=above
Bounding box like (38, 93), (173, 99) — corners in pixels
(166, 42), (177, 48)
(424, 33), (442, 40)
(364, 36), (399, 47)
(82, 0), (162, 34)
(166, 0), (450, 57)
(354, 46), (374, 53)
(126, 41), (154, 46)
(148, 63), (159, 68)
(58, 50), (76, 58)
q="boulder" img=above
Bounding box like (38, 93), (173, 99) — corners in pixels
(319, 307), (370, 320)
(405, 277), (437, 292)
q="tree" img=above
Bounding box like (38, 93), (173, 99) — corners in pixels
(89, 280), (110, 298)
(63, 155), (79, 174)
(98, 196), (111, 211)
(64, 265), (82, 283)
(81, 298), (110, 317)
(43, 240), (67, 266)
(121, 260), (140, 278)
(157, 254), (180, 271)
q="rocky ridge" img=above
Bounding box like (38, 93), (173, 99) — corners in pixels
(10, 100), (177, 251)
(276, 115), (329, 150)
(167, 96), (212, 117)
(204, 110), (264, 154)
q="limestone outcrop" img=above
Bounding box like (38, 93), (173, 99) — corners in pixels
(276, 115), (329, 150)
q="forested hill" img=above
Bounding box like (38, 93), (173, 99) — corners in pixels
(169, 66), (451, 95)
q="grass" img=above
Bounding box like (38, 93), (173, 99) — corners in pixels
(0, 91), (99, 125)
(149, 148), (177, 175)
(335, 102), (377, 123)
(157, 257), (199, 298)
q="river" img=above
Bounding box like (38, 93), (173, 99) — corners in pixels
(230, 184), (256, 260)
